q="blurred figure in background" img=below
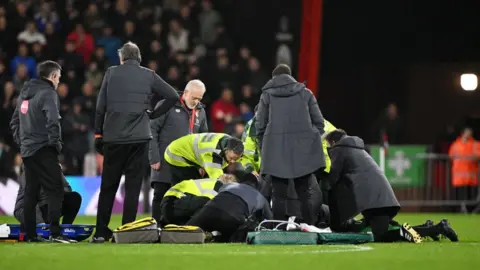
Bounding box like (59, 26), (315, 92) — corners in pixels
(210, 88), (239, 132)
(448, 127), (480, 212)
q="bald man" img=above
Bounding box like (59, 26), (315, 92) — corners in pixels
(149, 79), (209, 222)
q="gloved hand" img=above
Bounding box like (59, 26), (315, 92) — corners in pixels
(94, 134), (104, 155)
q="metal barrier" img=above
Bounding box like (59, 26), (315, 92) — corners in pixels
(377, 147), (480, 212)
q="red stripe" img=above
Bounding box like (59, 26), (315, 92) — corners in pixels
(180, 95), (196, 133)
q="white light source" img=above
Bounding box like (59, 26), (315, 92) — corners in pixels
(461, 73), (477, 91)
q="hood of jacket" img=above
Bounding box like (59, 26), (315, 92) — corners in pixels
(21, 78), (55, 100)
(332, 136), (365, 150)
(261, 74), (305, 97)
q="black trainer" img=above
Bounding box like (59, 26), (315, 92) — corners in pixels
(424, 220), (440, 241)
(25, 235), (49, 243)
(50, 235), (73, 244)
(437, 219), (459, 242)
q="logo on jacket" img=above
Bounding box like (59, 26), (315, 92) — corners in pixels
(20, 100), (29, 114)
(175, 109), (181, 113)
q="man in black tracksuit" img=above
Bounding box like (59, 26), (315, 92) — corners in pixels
(14, 164), (81, 226)
(149, 79), (208, 223)
(10, 60), (71, 243)
(92, 42), (179, 243)
(256, 64), (325, 225)
(187, 170), (273, 242)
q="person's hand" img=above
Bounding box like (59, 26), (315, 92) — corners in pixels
(215, 110), (224, 119)
(151, 162), (161, 171)
(199, 168), (206, 177)
(94, 135), (104, 155)
(224, 114), (233, 123)
(252, 171), (259, 177)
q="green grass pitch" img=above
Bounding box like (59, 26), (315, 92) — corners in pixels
(1, 213), (479, 270)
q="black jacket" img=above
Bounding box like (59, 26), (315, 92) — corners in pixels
(149, 98), (208, 184)
(94, 60), (179, 143)
(209, 183), (273, 221)
(325, 136), (400, 224)
(255, 74), (325, 178)
(10, 79), (62, 158)
(14, 165), (72, 223)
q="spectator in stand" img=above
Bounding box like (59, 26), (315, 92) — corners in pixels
(168, 19), (190, 54)
(85, 61), (104, 90)
(17, 21), (46, 45)
(57, 83), (71, 116)
(64, 69), (81, 97)
(58, 40), (85, 75)
(63, 101), (91, 175)
(91, 46), (109, 70)
(239, 103), (254, 122)
(67, 23), (95, 64)
(34, 2), (60, 33)
(240, 84), (258, 109)
(44, 23), (62, 59)
(9, 1), (29, 34)
(12, 64), (29, 91)
(166, 66), (184, 90)
(179, 5), (197, 39)
(210, 88), (240, 132)
(199, 0), (221, 47)
(215, 51), (235, 90)
(0, 16), (14, 55)
(110, 0), (135, 34)
(0, 61), (7, 87)
(75, 81), (97, 127)
(147, 40), (168, 71)
(150, 23), (165, 43)
(84, 3), (106, 37)
(373, 103), (404, 144)
(448, 127), (480, 212)
(246, 57), (269, 95)
(31, 42), (47, 63)
(122, 20), (138, 43)
(11, 43), (36, 78)
(0, 82), (17, 147)
(96, 26), (122, 65)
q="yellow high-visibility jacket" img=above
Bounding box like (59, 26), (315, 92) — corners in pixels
(322, 119), (337, 173)
(240, 118), (261, 172)
(164, 133), (231, 179)
(164, 178), (221, 199)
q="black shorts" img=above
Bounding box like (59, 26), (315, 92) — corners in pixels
(160, 195), (209, 225)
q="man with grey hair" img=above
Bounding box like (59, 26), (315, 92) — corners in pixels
(92, 41), (179, 243)
(149, 79), (208, 223)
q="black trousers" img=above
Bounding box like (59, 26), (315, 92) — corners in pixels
(271, 174), (318, 225)
(22, 147), (64, 238)
(95, 142), (148, 238)
(187, 206), (244, 242)
(16, 192), (82, 225)
(169, 165), (202, 185)
(40, 192), (82, 224)
(151, 182), (171, 223)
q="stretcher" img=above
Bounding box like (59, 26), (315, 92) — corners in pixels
(246, 220), (374, 245)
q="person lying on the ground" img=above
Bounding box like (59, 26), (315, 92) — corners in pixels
(159, 174), (237, 226)
(14, 164), (82, 225)
(186, 169), (273, 242)
(323, 129), (458, 243)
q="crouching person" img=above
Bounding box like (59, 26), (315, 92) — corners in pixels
(160, 174), (237, 225)
(324, 129), (458, 243)
(186, 170), (273, 242)
(14, 164), (82, 225)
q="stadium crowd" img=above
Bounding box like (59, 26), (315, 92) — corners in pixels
(0, 0), (268, 177)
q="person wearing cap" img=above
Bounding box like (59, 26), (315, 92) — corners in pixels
(164, 133), (244, 184)
(186, 170), (273, 242)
